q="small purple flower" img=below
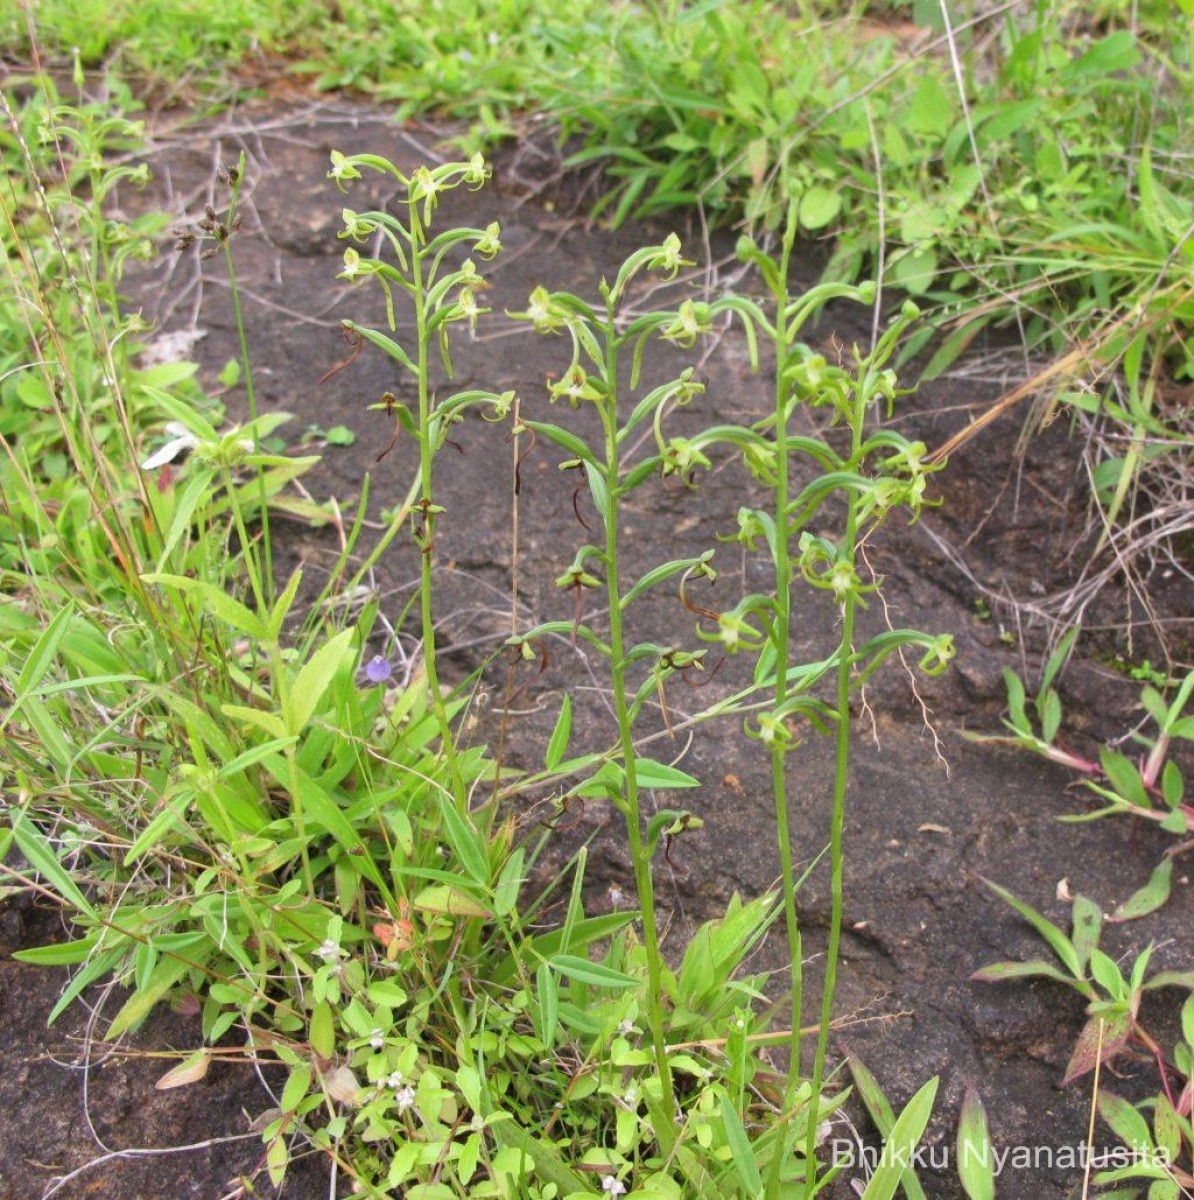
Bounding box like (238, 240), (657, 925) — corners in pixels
(364, 654), (392, 685)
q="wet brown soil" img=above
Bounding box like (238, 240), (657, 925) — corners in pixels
(3, 96), (1192, 1199)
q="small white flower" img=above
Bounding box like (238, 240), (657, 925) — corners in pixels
(617, 1018), (636, 1036)
(140, 422), (198, 470)
(602, 1177), (627, 1196)
(369, 1029), (384, 1050)
(386, 1070), (405, 1089)
(394, 1084), (417, 1112)
(622, 1084), (639, 1107)
(315, 938), (345, 964)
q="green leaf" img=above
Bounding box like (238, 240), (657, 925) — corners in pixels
(719, 1093), (762, 1195)
(1098, 1091), (1153, 1154)
(859, 1077), (939, 1200)
(1100, 749), (1149, 808)
(222, 703), (290, 741)
(141, 574), (266, 639)
(309, 1001), (335, 1060)
(492, 913), (637, 985)
(487, 1118), (597, 1195)
(982, 879), (1082, 977)
(326, 424), (356, 446)
(536, 962), (559, 1047)
(634, 758), (700, 789)
(1089, 948), (1126, 998)
(545, 696), (572, 771)
(154, 470), (213, 572)
(550, 953), (639, 990)
(520, 419), (598, 466)
(11, 814), (96, 918)
(970, 959), (1076, 985)
(14, 603), (73, 699)
(281, 1064), (312, 1111)
(12, 934), (100, 966)
(436, 793), (490, 888)
(847, 1055), (928, 1200)
(957, 1087), (995, 1200)
(286, 628), (355, 734)
(798, 186), (842, 231)
(412, 884), (491, 918)
(1071, 894), (1103, 972)
(891, 248), (938, 297)
(1110, 857), (1172, 922)
(1040, 689), (1062, 744)
(1152, 1095), (1182, 1162)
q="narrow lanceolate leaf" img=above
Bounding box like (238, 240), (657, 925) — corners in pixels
(536, 962), (559, 1047)
(13, 604), (73, 704)
(847, 1055), (929, 1200)
(981, 879), (1082, 978)
(719, 1093), (762, 1195)
(957, 1087), (995, 1200)
(141, 574), (265, 640)
(545, 695), (572, 771)
(435, 793), (490, 887)
(1110, 857), (1173, 922)
(859, 1077), (940, 1200)
(549, 954), (638, 990)
(11, 816), (96, 918)
(1063, 1011), (1132, 1086)
(970, 960), (1075, 985)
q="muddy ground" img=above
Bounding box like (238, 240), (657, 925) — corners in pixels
(3, 96), (1192, 1200)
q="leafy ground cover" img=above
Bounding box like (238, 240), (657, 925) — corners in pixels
(1, 4), (1193, 1199)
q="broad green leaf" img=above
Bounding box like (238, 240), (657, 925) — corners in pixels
(1110, 857), (1172, 922)
(957, 1087), (995, 1200)
(1071, 894), (1103, 972)
(634, 758), (700, 789)
(282, 1064), (312, 1111)
(798, 186), (842, 231)
(287, 628), (354, 734)
(412, 884), (491, 918)
(309, 1001), (335, 1060)
(1097, 1091), (1153, 1154)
